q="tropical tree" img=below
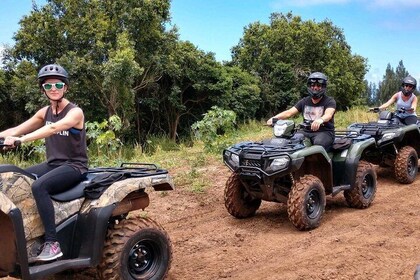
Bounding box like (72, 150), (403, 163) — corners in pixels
(218, 65), (261, 122)
(139, 41), (229, 140)
(377, 61), (408, 104)
(5, 0), (174, 140)
(231, 12), (368, 115)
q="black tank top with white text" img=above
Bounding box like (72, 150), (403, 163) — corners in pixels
(44, 103), (88, 173)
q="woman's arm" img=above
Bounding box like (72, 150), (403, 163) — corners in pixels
(20, 107), (84, 143)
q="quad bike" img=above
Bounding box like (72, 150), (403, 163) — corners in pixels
(348, 107), (420, 184)
(222, 119), (378, 231)
(0, 139), (174, 280)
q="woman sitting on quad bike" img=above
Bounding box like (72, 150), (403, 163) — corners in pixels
(267, 72), (336, 151)
(373, 75), (418, 125)
(0, 64), (88, 262)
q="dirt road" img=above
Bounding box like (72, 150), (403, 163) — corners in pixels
(148, 164), (420, 280)
(3, 162), (420, 280)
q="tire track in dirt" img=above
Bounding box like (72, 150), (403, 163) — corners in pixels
(3, 165), (420, 280)
(160, 165), (420, 280)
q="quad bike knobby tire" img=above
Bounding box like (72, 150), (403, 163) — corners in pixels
(287, 175), (326, 231)
(344, 160), (377, 208)
(97, 216), (172, 280)
(394, 145), (418, 184)
(224, 172), (262, 218)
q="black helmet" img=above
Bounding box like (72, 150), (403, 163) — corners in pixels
(401, 76), (417, 96)
(307, 72), (327, 99)
(37, 64), (69, 87)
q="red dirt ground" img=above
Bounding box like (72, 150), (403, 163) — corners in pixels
(150, 163), (420, 280)
(3, 162), (420, 280)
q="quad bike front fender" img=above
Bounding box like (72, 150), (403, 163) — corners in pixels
(0, 207), (29, 280)
(0, 195), (18, 277)
(291, 146), (334, 191)
(291, 145), (331, 162)
(342, 138), (376, 187)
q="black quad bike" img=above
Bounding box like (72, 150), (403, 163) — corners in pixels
(348, 107), (420, 184)
(222, 119), (377, 231)
(0, 139), (174, 280)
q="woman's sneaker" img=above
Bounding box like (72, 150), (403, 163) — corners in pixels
(36, 241), (63, 261)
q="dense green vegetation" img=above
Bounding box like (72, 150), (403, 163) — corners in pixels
(0, 107), (382, 194)
(0, 0), (415, 149)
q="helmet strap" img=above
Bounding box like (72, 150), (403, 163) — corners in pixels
(401, 88), (413, 96)
(43, 92), (64, 117)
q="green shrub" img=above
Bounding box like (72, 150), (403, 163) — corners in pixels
(191, 106), (237, 153)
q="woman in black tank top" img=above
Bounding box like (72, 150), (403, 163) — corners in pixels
(0, 64), (88, 262)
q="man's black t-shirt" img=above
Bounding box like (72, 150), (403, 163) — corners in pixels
(294, 95), (336, 131)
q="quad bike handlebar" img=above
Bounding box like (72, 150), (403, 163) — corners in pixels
(368, 107), (412, 114)
(368, 107), (380, 113)
(270, 118), (317, 128)
(0, 137), (22, 149)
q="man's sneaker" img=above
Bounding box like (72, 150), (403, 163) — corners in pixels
(35, 241), (63, 262)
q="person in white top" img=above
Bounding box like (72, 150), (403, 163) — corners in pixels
(377, 76), (418, 125)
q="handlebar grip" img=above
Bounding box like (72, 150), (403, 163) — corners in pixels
(269, 117), (278, 127)
(368, 107), (380, 113)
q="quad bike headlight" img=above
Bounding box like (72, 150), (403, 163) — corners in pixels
(380, 131), (401, 143)
(269, 156), (290, 171)
(231, 153), (240, 165)
(381, 132), (395, 141)
(224, 150), (240, 168)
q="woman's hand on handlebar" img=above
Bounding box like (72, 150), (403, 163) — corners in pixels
(1, 136), (22, 150)
(368, 107), (380, 113)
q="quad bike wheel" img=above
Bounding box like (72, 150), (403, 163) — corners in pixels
(344, 160), (377, 208)
(97, 216), (172, 280)
(224, 172), (261, 218)
(394, 145), (418, 184)
(287, 175), (326, 231)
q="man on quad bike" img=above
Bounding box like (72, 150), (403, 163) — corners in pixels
(267, 72), (336, 150)
(374, 75), (418, 125)
(0, 63), (87, 262)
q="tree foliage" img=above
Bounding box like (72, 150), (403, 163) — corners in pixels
(231, 12), (368, 114)
(376, 61), (409, 105)
(138, 41), (231, 140)
(218, 66), (261, 122)
(1, 6), (403, 145)
(3, 0), (260, 142)
(191, 106), (237, 153)
(7, 0), (174, 139)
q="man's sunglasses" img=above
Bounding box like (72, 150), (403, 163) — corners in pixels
(403, 84), (414, 89)
(42, 82), (65, 90)
(308, 79), (325, 84)
(309, 82), (324, 87)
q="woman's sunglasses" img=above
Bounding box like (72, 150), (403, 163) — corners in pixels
(42, 82), (65, 90)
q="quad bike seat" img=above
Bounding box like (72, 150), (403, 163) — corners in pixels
(50, 164), (165, 202)
(50, 173), (94, 202)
